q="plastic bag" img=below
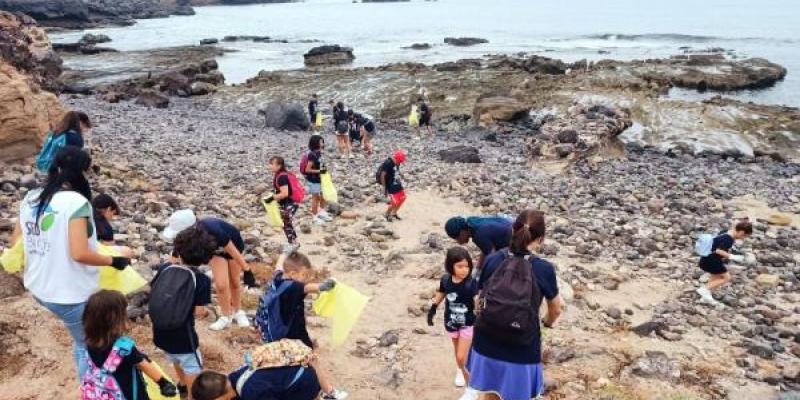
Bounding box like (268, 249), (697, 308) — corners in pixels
(262, 197), (284, 228)
(144, 360), (179, 400)
(320, 172), (338, 204)
(315, 112), (323, 127)
(0, 239), (24, 273)
(408, 105), (419, 127)
(97, 244), (147, 295)
(313, 282), (369, 347)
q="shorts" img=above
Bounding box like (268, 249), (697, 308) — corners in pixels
(699, 262), (727, 275)
(165, 351), (203, 375)
(307, 182), (321, 195)
(388, 190), (406, 207)
(447, 326), (474, 339)
(213, 249), (232, 260)
(335, 121), (348, 134)
(420, 115), (431, 126)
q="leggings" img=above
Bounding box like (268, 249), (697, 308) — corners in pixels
(281, 203), (299, 244)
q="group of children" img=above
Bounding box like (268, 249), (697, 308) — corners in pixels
(307, 95), (377, 158)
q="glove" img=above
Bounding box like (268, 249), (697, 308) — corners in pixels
(319, 278), (336, 292)
(320, 168), (328, 174)
(729, 254), (745, 263)
(426, 304), (437, 327)
(110, 257), (131, 271)
(243, 270), (257, 288)
(263, 195), (274, 204)
(157, 377), (177, 397)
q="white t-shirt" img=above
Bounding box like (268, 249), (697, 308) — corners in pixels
(20, 189), (99, 304)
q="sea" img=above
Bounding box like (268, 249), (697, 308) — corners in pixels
(51, 0), (800, 107)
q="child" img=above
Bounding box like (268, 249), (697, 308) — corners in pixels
(82, 289), (177, 400)
(308, 94), (319, 132)
(152, 226), (216, 399)
(333, 102), (351, 158)
(418, 97), (433, 137)
(268, 156), (300, 253)
(190, 364), (321, 400)
(260, 251), (348, 399)
(355, 113), (375, 155)
(696, 220), (753, 305)
(427, 247), (478, 390)
(378, 150), (407, 222)
(303, 135), (333, 225)
(93, 193), (134, 258)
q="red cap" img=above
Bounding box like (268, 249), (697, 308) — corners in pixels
(393, 150), (407, 164)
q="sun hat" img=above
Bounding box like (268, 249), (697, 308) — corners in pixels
(161, 209), (197, 242)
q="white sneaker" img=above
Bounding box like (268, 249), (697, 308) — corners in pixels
(282, 243), (300, 255)
(454, 369), (466, 387)
(313, 216), (327, 225)
(209, 316), (231, 331)
(233, 310), (250, 328)
(459, 388), (479, 400)
(318, 211), (333, 222)
(321, 388), (348, 399)
(695, 287), (719, 305)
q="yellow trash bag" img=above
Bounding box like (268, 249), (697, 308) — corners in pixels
(144, 360), (180, 400)
(408, 105), (419, 128)
(313, 282), (369, 347)
(261, 196), (284, 228)
(315, 111), (323, 127)
(0, 238), (24, 273)
(320, 172), (338, 204)
(97, 244), (147, 295)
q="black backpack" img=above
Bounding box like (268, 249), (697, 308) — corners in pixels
(475, 250), (541, 345)
(374, 160), (387, 185)
(149, 264), (197, 330)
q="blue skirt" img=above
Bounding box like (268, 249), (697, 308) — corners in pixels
(467, 349), (545, 400)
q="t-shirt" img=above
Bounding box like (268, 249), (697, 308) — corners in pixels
(20, 189), (99, 304)
(88, 343), (148, 400)
(95, 215), (115, 242)
(438, 274), (478, 332)
(419, 103), (431, 118)
(699, 232), (734, 270)
(229, 365), (320, 400)
(305, 151), (324, 184)
(199, 218), (245, 253)
(308, 100), (317, 119)
(273, 271), (311, 348)
(474, 250), (559, 364)
(274, 173), (294, 207)
(379, 158), (403, 194)
(152, 265), (212, 354)
(59, 130), (84, 148)
(472, 220), (513, 256)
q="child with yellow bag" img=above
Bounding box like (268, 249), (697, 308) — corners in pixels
(267, 156), (302, 254)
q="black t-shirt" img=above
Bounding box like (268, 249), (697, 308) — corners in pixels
(333, 109), (348, 124)
(229, 365), (321, 400)
(699, 232), (734, 270)
(87, 343), (148, 400)
(58, 130), (84, 148)
(274, 173), (293, 207)
(379, 158), (403, 194)
(305, 151), (324, 184)
(274, 271), (312, 348)
(308, 100), (317, 118)
(474, 251), (559, 364)
(95, 215), (115, 242)
(420, 103), (431, 118)
(438, 274), (478, 332)
(199, 218), (245, 252)
(152, 265), (212, 354)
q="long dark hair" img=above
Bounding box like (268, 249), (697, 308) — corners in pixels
(445, 246), (473, 277)
(54, 111), (91, 135)
(83, 290), (128, 349)
(35, 146), (92, 220)
(510, 210), (546, 253)
(309, 135), (324, 151)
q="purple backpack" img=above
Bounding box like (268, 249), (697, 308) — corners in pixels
(80, 336), (138, 400)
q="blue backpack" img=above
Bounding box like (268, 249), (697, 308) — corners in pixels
(695, 233), (714, 257)
(255, 279), (295, 343)
(35, 131), (67, 172)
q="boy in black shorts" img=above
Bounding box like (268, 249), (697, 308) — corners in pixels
(696, 221), (753, 305)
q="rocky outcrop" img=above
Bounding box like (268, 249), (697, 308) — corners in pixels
(303, 45), (355, 66)
(444, 37), (488, 47)
(0, 0), (196, 28)
(473, 95), (530, 126)
(79, 32), (110, 44)
(0, 0), (89, 24)
(530, 104), (632, 161)
(0, 11), (62, 91)
(258, 102), (310, 131)
(490, 54), (569, 75)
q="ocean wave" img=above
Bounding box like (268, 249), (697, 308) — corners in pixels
(551, 33), (796, 43)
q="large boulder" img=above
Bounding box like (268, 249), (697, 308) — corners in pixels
(0, 60), (65, 162)
(303, 45), (355, 66)
(444, 37), (488, 47)
(258, 102), (310, 131)
(0, 11), (63, 91)
(438, 146), (482, 164)
(473, 95), (530, 126)
(0, 0), (89, 23)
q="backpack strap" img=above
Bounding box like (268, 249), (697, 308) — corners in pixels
(236, 367), (256, 395)
(101, 336), (135, 373)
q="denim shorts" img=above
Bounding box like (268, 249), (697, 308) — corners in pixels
(165, 351), (203, 375)
(307, 182), (322, 195)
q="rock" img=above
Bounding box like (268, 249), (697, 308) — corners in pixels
(371, 368), (402, 389)
(647, 199), (665, 213)
(438, 146), (482, 163)
(0, 11), (63, 91)
(135, 90), (170, 109)
(407, 43), (430, 50)
(0, 0), (89, 24)
(0, 269), (24, 299)
(79, 33), (111, 45)
(190, 81), (216, 96)
(555, 144), (574, 158)
(755, 274), (780, 288)
(258, 102), (310, 131)
(631, 320), (667, 337)
(473, 96), (530, 125)
(200, 38), (218, 45)
(605, 306), (622, 319)
(767, 214), (791, 226)
(747, 343), (775, 359)
(630, 351), (681, 381)
(378, 330), (400, 347)
(444, 37), (489, 47)
(303, 45), (354, 66)
(556, 129), (578, 144)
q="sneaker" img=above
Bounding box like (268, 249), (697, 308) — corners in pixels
(384, 214), (394, 222)
(233, 310), (250, 328)
(282, 242), (300, 255)
(209, 316), (231, 331)
(318, 211), (333, 222)
(322, 388), (348, 400)
(454, 369), (466, 387)
(313, 216), (327, 225)
(391, 214), (402, 221)
(459, 388), (479, 400)
(695, 287), (713, 301)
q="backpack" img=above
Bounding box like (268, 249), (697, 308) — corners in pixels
(299, 151), (311, 176)
(255, 278), (296, 343)
(475, 250), (540, 346)
(695, 233), (714, 257)
(35, 131), (67, 172)
(148, 264), (197, 331)
(274, 172), (305, 203)
(80, 336), (138, 400)
(374, 162), (385, 185)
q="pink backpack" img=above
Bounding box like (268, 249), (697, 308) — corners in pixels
(299, 151), (311, 176)
(274, 172), (305, 203)
(81, 336), (137, 400)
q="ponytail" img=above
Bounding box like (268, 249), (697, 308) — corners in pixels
(509, 210), (546, 253)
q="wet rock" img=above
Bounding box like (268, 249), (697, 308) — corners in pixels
(303, 45), (354, 66)
(438, 146), (482, 164)
(257, 102), (310, 131)
(444, 37), (488, 47)
(630, 351), (681, 381)
(79, 33), (111, 45)
(200, 38), (219, 45)
(407, 43), (431, 50)
(135, 90), (170, 109)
